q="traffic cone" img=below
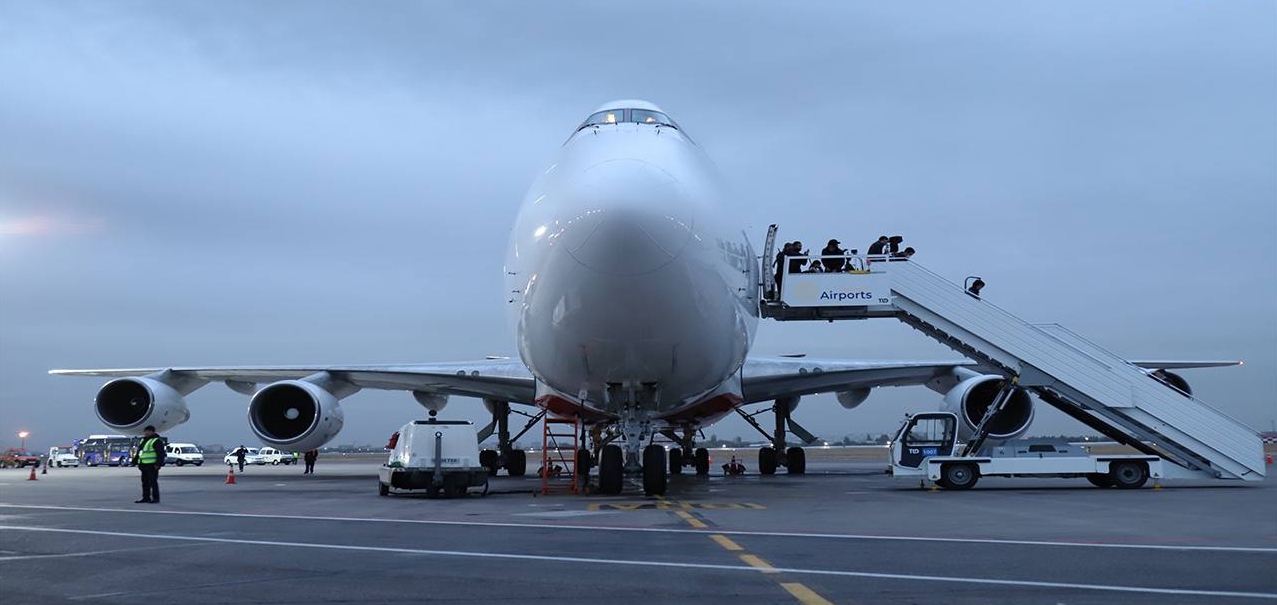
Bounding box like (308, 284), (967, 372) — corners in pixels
(41, 463), (47, 475)
(1266, 454), (1273, 465)
(27, 467), (38, 481)
(225, 468), (236, 484)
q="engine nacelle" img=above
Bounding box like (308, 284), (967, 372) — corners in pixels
(942, 375), (1034, 441)
(95, 377), (191, 434)
(415, 391), (449, 413)
(836, 388), (871, 410)
(1151, 369), (1192, 396)
(249, 380), (345, 452)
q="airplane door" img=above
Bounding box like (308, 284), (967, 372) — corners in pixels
(895, 413), (957, 469)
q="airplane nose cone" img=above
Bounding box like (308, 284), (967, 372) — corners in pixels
(559, 160), (694, 276)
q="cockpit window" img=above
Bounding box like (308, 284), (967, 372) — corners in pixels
(577, 108), (681, 132)
(581, 109), (624, 129)
(631, 109), (677, 128)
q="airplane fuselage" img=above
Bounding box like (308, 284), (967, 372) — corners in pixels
(505, 101), (759, 424)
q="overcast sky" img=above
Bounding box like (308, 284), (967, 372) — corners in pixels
(1, 1), (1274, 451)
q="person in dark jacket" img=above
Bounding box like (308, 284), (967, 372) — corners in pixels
(303, 449), (318, 474)
(888, 235), (905, 254)
(134, 425), (166, 504)
(234, 445), (248, 472)
(786, 241), (808, 276)
(867, 236), (889, 256)
(820, 239), (846, 272)
(773, 242), (798, 297)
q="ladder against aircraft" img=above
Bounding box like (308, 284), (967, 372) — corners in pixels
(760, 234), (1265, 483)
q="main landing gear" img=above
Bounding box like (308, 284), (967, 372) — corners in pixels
(666, 426), (709, 477)
(735, 396), (814, 476)
(478, 399), (538, 477)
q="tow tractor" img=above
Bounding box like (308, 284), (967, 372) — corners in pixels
(891, 411), (1165, 490)
(378, 413), (489, 498)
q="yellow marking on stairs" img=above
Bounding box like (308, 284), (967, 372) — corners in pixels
(709, 534), (744, 551)
(781, 582), (837, 605)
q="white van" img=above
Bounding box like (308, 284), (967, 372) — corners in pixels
(378, 418), (488, 497)
(165, 443), (205, 466)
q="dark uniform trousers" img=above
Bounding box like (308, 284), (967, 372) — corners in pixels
(139, 463), (160, 502)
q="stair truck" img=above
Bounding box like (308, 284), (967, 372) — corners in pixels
(891, 412), (1167, 490)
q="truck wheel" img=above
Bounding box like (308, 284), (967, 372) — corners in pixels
(378, 482), (390, 496)
(507, 449), (527, 477)
(1109, 462), (1148, 489)
(786, 447), (806, 475)
(758, 447), (778, 475)
(942, 464), (978, 490)
(598, 445), (624, 495)
(480, 449), (499, 476)
(694, 448), (710, 476)
(1086, 473), (1114, 488)
(271, 460), (278, 465)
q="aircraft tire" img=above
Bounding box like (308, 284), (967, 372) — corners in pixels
(643, 444), (667, 496)
(786, 447), (806, 475)
(669, 448), (683, 475)
(480, 449), (500, 476)
(507, 449), (527, 477)
(694, 448), (710, 475)
(599, 445), (624, 494)
(759, 447), (778, 475)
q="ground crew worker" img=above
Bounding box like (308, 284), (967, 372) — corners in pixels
(135, 425), (166, 504)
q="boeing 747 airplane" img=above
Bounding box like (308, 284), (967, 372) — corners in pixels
(52, 100), (1227, 495)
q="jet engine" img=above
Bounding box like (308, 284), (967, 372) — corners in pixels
(1151, 369), (1192, 396)
(836, 388), (871, 410)
(95, 377), (191, 434)
(249, 380), (346, 452)
(942, 375), (1034, 441)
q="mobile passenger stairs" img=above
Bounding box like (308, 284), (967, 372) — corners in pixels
(759, 225), (1266, 486)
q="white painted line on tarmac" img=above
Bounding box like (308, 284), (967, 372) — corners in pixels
(1, 503), (1274, 554)
(0, 542), (200, 562)
(1, 525), (1273, 600)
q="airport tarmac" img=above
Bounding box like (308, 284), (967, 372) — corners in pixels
(0, 456), (1273, 604)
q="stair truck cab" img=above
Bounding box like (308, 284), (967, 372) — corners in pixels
(890, 412), (1166, 490)
(378, 417), (488, 498)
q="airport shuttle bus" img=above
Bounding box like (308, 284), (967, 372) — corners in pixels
(78, 434), (137, 467)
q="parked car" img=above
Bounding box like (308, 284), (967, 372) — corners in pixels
(1, 448), (41, 468)
(165, 443), (205, 466)
(257, 447), (295, 465)
(47, 446), (80, 467)
(224, 448), (265, 466)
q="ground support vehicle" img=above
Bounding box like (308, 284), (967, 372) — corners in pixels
(379, 417), (488, 498)
(891, 412), (1167, 490)
(47, 446), (80, 467)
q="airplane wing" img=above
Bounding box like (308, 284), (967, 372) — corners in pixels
(49, 360), (538, 404)
(740, 358), (979, 404)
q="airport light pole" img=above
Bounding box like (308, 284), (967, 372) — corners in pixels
(18, 431), (29, 449)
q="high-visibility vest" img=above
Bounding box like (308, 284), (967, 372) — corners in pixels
(138, 437), (159, 464)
